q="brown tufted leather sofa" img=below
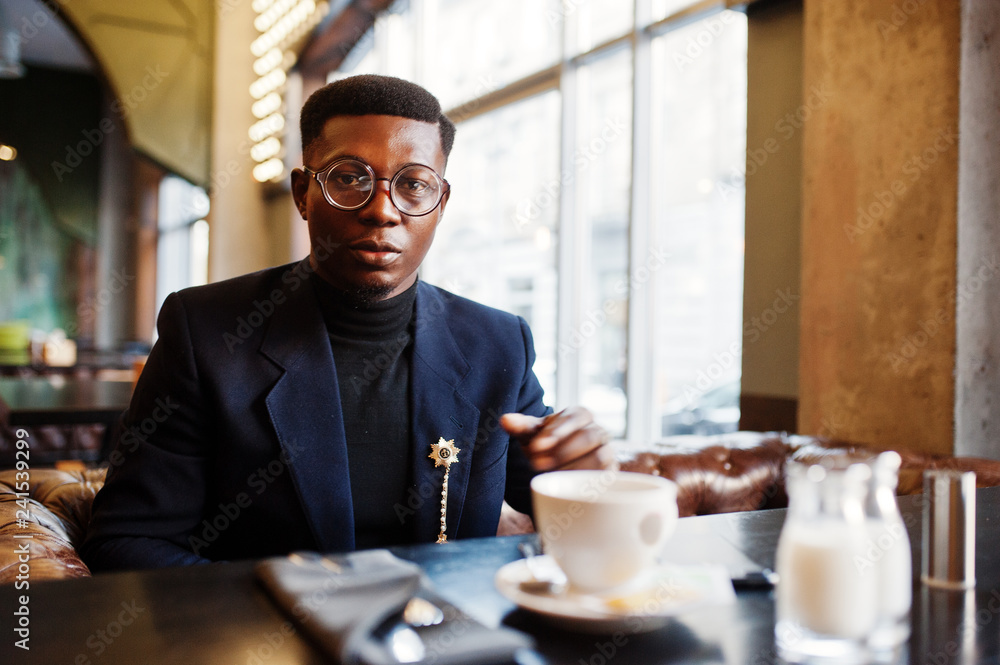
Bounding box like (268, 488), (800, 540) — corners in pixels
(4, 432), (1000, 584)
(617, 432), (1000, 516)
(0, 467), (105, 584)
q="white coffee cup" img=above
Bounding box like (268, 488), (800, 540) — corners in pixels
(531, 470), (679, 593)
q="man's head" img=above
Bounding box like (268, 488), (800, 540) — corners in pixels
(292, 75), (455, 303)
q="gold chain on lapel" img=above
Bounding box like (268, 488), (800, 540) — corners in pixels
(429, 437), (460, 544)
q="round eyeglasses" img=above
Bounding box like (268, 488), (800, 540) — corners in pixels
(303, 158), (450, 217)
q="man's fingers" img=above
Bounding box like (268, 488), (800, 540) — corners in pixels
(523, 407), (594, 455)
(525, 422), (609, 472)
(499, 412), (545, 437)
(504, 407), (615, 472)
(549, 441), (619, 472)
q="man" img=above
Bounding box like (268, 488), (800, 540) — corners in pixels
(82, 75), (613, 571)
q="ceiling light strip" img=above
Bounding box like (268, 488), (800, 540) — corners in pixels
(250, 0), (329, 182)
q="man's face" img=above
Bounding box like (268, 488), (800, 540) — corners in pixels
(291, 114), (449, 301)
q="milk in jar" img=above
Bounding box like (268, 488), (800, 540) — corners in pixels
(775, 460), (878, 662)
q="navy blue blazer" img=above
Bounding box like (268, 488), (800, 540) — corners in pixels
(82, 259), (549, 571)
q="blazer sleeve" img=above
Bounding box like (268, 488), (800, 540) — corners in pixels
(503, 316), (552, 516)
(81, 292), (214, 571)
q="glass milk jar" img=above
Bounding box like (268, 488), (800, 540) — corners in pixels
(775, 460), (878, 662)
(863, 451), (912, 657)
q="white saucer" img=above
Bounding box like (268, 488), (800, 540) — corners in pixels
(494, 555), (736, 634)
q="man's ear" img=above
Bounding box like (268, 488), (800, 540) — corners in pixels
(290, 168), (310, 220)
(436, 187), (450, 222)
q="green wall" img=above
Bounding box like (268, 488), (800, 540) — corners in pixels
(0, 66), (102, 338)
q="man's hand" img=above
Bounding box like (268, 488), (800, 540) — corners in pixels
(500, 407), (617, 472)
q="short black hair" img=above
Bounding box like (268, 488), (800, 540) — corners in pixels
(299, 74), (455, 159)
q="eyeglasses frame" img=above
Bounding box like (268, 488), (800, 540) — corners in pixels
(302, 157), (450, 218)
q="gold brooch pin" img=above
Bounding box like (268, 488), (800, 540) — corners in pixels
(429, 437), (461, 544)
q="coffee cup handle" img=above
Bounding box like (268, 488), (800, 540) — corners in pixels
(639, 511), (667, 547)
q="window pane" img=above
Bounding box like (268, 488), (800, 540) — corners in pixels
(651, 11), (747, 436)
(156, 225), (191, 308)
(157, 176), (208, 232)
(423, 0), (563, 109)
(190, 219), (210, 287)
(576, 0), (633, 53)
(381, 2), (419, 81)
(651, 0), (699, 22)
(335, 2), (417, 80)
(156, 176), (209, 316)
(336, 27), (379, 78)
(421, 91), (561, 402)
(575, 47), (632, 438)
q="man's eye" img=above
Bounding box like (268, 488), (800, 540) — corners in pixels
(333, 173), (370, 188)
(399, 178), (431, 195)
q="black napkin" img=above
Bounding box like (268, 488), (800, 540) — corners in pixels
(255, 549), (534, 665)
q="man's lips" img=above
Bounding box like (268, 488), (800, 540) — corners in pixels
(348, 239), (402, 267)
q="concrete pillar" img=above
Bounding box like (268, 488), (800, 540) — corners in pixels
(208, 1), (271, 281)
(94, 94), (136, 348)
(208, 2), (303, 280)
(955, 0), (1000, 459)
(799, 0), (961, 455)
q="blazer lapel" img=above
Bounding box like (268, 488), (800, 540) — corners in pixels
(260, 262), (355, 552)
(410, 283), (481, 542)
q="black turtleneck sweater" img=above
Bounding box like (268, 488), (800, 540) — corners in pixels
(310, 275), (417, 549)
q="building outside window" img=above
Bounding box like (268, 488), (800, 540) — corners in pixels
(328, 0), (747, 441)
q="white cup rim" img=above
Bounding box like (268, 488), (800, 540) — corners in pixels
(531, 469), (676, 503)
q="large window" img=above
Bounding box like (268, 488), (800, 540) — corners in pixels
(650, 13), (747, 438)
(330, 0), (747, 441)
(156, 176), (210, 321)
(423, 92), (562, 399)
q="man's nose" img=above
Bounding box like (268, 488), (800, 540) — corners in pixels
(358, 178), (400, 225)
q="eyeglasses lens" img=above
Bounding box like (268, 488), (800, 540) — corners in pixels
(392, 165), (442, 215)
(324, 161), (373, 209)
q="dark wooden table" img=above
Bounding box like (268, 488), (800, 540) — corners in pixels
(0, 376), (134, 463)
(0, 376), (133, 427)
(0, 352), (137, 378)
(3, 488), (1000, 664)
